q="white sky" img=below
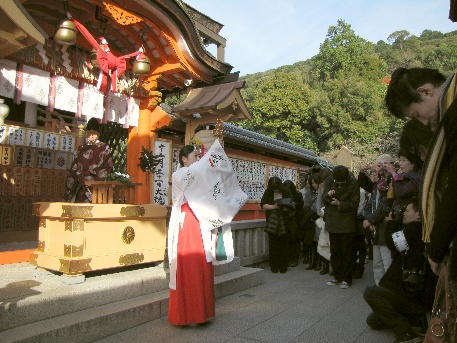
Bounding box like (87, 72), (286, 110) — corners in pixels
(183, 0), (457, 76)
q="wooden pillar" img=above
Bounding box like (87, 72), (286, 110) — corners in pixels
(127, 104), (152, 204)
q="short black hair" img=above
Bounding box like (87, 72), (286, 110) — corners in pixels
(407, 197), (420, 213)
(86, 117), (100, 132)
(332, 165), (349, 182)
(385, 67), (446, 118)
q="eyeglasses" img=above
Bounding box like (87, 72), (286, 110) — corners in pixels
(333, 179), (346, 185)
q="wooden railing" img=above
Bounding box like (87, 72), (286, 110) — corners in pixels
(85, 181), (142, 204)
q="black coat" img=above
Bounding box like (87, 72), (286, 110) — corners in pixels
(380, 221), (437, 309)
(322, 176), (360, 234)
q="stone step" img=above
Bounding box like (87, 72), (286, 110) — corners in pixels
(0, 257), (243, 332)
(0, 266), (264, 343)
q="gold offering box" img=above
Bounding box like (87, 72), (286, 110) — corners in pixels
(30, 202), (167, 277)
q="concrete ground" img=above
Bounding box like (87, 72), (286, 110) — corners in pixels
(93, 260), (396, 343)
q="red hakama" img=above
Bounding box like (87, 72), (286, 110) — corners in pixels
(168, 203), (215, 325)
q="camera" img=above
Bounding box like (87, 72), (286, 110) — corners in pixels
(392, 205), (406, 223)
(402, 268), (424, 295)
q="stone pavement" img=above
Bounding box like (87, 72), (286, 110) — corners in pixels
(94, 261), (395, 343)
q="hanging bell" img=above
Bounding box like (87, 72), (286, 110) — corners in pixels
(54, 19), (77, 45)
(133, 56), (151, 75)
(90, 48), (99, 68)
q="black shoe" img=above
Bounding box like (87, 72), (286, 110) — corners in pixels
(392, 329), (422, 343)
(319, 261), (329, 275)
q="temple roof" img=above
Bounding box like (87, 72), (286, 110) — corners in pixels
(5, 0), (233, 91)
(222, 123), (326, 165)
(171, 80), (251, 122)
(0, 0), (48, 58)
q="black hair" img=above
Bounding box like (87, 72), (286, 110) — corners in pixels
(317, 167), (332, 184)
(283, 180), (298, 195)
(398, 118), (434, 171)
(332, 165), (349, 182)
(86, 117), (100, 132)
(267, 176), (283, 191)
(407, 197), (420, 213)
(178, 145), (195, 167)
(385, 67), (446, 119)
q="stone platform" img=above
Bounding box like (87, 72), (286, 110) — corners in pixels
(0, 257), (264, 343)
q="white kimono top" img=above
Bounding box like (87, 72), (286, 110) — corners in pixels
(168, 139), (248, 289)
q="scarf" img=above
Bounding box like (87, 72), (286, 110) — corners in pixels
(422, 73), (457, 241)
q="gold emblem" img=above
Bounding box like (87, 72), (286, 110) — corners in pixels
(61, 205), (93, 218)
(37, 240), (45, 252)
(121, 226), (135, 244)
(65, 219), (85, 232)
(59, 258), (92, 274)
(119, 253), (144, 266)
(29, 252), (38, 266)
(64, 244), (84, 257)
(120, 206), (145, 217)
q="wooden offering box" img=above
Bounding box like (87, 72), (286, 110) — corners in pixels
(30, 202), (167, 277)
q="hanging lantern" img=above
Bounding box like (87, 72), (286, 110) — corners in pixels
(90, 48), (99, 68)
(54, 19), (77, 45)
(133, 55), (151, 75)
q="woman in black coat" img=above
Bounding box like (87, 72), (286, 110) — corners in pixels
(261, 176), (293, 273)
(283, 180), (304, 267)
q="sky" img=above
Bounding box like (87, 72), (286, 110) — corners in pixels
(183, 0), (457, 76)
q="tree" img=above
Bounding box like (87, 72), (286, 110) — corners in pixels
(313, 19), (374, 82)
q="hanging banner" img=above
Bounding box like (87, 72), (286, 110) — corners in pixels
(22, 65), (50, 106)
(54, 76), (78, 113)
(128, 97), (140, 128)
(106, 91), (127, 123)
(152, 139), (171, 205)
(0, 59), (17, 99)
(82, 83), (104, 120)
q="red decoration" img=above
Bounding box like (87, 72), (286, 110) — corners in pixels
(72, 18), (141, 93)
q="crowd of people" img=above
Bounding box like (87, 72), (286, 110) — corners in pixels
(261, 68), (457, 342)
(260, 66), (457, 343)
(260, 151), (435, 343)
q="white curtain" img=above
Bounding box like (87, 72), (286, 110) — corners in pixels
(0, 59), (17, 99)
(54, 76), (78, 113)
(22, 65), (50, 106)
(106, 91), (127, 123)
(82, 83), (104, 120)
(128, 97), (140, 127)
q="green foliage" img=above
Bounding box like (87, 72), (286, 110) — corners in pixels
(105, 172), (132, 184)
(237, 20), (457, 160)
(138, 146), (160, 173)
(165, 19), (457, 162)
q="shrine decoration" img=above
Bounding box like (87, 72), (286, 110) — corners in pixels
(138, 146), (160, 173)
(70, 15), (142, 93)
(54, 19), (77, 46)
(54, 2), (77, 46)
(132, 50), (150, 75)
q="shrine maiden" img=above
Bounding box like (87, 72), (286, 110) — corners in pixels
(167, 139), (248, 326)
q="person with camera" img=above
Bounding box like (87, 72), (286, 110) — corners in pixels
(323, 165), (360, 289)
(359, 154), (395, 285)
(384, 148), (422, 223)
(363, 198), (437, 343)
